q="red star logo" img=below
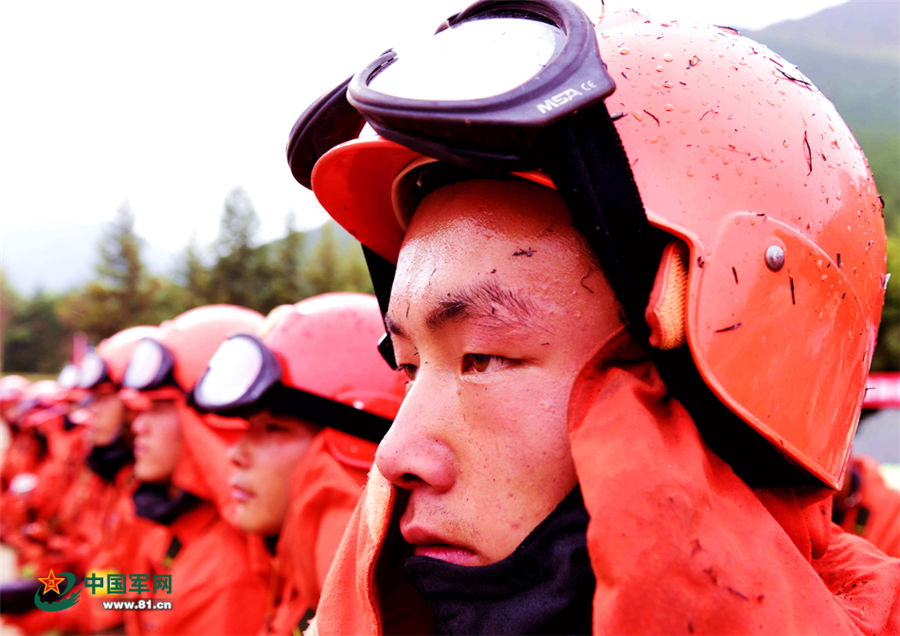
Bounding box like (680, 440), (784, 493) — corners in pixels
(38, 569), (65, 595)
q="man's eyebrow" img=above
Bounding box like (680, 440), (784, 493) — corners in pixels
(425, 281), (534, 331)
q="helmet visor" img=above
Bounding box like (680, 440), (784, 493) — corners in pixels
(191, 334), (282, 413)
(123, 338), (175, 391)
(78, 351), (110, 389)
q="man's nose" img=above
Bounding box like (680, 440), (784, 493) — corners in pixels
(375, 371), (456, 493)
(131, 412), (149, 435)
(226, 434), (251, 468)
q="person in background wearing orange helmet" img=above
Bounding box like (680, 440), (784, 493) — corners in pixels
(44, 331), (158, 581)
(285, 1), (899, 633)
(834, 455), (900, 558)
(190, 292), (406, 634)
(118, 305), (270, 636)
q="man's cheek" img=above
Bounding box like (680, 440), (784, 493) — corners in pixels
(456, 380), (536, 437)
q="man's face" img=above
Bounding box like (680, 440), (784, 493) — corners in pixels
(86, 392), (124, 447)
(132, 401), (181, 483)
(227, 412), (318, 535)
(377, 178), (624, 566)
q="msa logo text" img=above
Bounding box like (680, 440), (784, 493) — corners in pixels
(536, 81), (599, 114)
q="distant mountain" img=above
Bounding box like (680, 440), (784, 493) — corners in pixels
(744, 0), (899, 227)
(0, 219), (356, 296)
(1, 223), (178, 295)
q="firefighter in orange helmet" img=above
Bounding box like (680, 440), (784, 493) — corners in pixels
(834, 454), (900, 558)
(63, 326), (166, 633)
(190, 292), (405, 633)
(119, 305), (269, 636)
(285, 1), (898, 633)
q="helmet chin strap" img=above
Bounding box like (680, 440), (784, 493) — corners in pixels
(362, 245), (400, 370)
(538, 100), (664, 340)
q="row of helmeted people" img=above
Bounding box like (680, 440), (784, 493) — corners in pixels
(3, 293), (899, 636)
(0, 293), (406, 635)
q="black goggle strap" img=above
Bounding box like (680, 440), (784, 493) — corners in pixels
(287, 76), (366, 189)
(362, 245), (400, 370)
(540, 101), (664, 338)
(262, 384), (392, 444)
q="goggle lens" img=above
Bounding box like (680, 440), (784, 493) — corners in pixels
(78, 352), (108, 389)
(369, 17), (563, 101)
(123, 338), (171, 390)
(193, 335), (267, 410)
(57, 364), (79, 389)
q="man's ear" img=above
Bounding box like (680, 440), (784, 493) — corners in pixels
(645, 240), (689, 350)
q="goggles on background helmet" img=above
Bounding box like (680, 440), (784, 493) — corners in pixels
(57, 364), (79, 390)
(122, 338), (176, 391)
(190, 334), (391, 443)
(288, 0), (665, 344)
(78, 351), (111, 389)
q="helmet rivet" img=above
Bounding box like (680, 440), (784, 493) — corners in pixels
(765, 245), (785, 271)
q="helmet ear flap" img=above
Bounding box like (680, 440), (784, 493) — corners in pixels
(645, 240), (689, 350)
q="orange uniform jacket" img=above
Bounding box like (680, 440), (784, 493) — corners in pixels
(308, 332), (900, 634)
(6, 468), (163, 636)
(264, 429), (374, 635)
(837, 455), (900, 558)
(4, 412), (87, 574)
(125, 500), (269, 636)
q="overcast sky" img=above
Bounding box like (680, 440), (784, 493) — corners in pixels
(1, 0), (849, 257)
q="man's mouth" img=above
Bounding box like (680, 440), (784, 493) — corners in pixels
(400, 524), (481, 566)
(229, 480), (254, 503)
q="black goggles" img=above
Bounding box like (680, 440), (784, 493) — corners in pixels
(288, 0), (665, 343)
(122, 338), (177, 391)
(189, 334), (392, 444)
(78, 351), (111, 389)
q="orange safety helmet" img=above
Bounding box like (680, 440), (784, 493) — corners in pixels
(22, 380), (65, 410)
(299, 9), (886, 488)
(0, 375), (30, 407)
(14, 380), (66, 428)
(192, 293), (406, 450)
(265, 293), (406, 420)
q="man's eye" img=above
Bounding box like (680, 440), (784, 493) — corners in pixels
(398, 364), (418, 382)
(461, 354), (507, 374)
